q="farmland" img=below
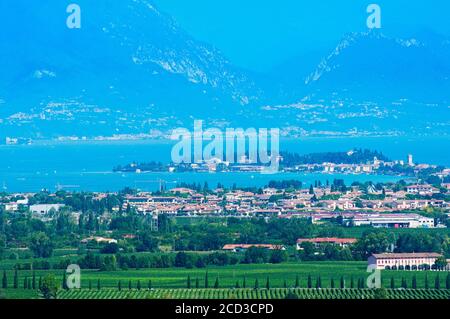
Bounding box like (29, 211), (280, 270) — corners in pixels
(56, 288), (450, 300)
(1, 261), (449, 300)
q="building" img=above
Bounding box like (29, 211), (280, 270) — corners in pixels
(352, 213), (434, 228)
(407, 154), (414, 166)
(30, 204), (65, 215)
(406, 184), (437, 196)
(296, 237), (357, 250)
(222, 244), (285, 253)
(368, 253), (442, 270)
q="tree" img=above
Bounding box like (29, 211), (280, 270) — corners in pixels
(214, 277), (219, 289)
(118, 281), (122, 291)
(425, 274), (429, 289)
(412, 275), (417, 289)
(435, 275), (440, 290)
(40, 275), (58, 299)
(204, 272), (209, 289)
(29, 232), (53, 258)
(13, 269), (18, 289)
(32, 271), (36, 290)
(243, 276), (246, 288)
(24, 276), (28, 289)
(2, 270), (7, 289)
(295, 275), (299, 288)
(187, 275), (191, 289)
(266, 277), (270, 289)
(235, 281), (240, 289)
(434, 256), (448, 270)
(38, 276), (42, 290)
(97, 279), (101, 290)
(340, 276), (345, 289)
(148, 280), (152, 290)
(128, 280), (132, 290)
(401, 277), (407, 289)
(316, 276), (322, 289)
(446, 273), (450, 290)
(390, 277), (395, 289)
(254, 279), (259, 290)
(307, 275), (312, 288)
(62, 272), (68, 290)
(350, 276), (355, 289)
(88, 280), (92, 290)
(137, 280), (141, 290)
(195, 278), (199, 289)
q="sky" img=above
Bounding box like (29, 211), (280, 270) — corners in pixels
(153, 0), (450, 72)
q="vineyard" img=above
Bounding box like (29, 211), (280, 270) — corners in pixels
(57, 288), (450, 300)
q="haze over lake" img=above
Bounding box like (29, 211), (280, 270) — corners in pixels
(1, 136), (447, 192)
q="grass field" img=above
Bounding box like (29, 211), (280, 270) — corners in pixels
(1, 262), (449, 293)
(56, 288), (450, 300)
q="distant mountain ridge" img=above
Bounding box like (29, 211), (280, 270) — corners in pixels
(0, 1), (449, 140)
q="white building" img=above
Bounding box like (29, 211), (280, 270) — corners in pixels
(30, 204), (65, 215)
(352, 213), (435, 228)
(368, 253), (442, 270)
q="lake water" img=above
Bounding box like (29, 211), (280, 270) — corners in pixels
(0, 136), (447, 192)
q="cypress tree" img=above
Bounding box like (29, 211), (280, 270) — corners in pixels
(148, 280), (152, 290)
(118, 281), (122, 291)
(340, 276), (345, 289)
(390, 277), (395, 289)
(32, 271), (36, 290)
(401, 277), (407, 289)
(235, 281), (240, 288)
(295, 275), (299, 288)
(24, 276), (28, 289)
(412, 275), (417, 289)
(2, 270), (7, 289)
(128, 280), (132, 290)
(307, 275), (312, 288)
(187, 275), (191, 289)
(39, 276), (42, 290)
(195, 278), (199, 289)
(88, 280), (92, 290)
(214, 277), (219, 289)
(137, 280), (141, 290)
(62, 272), (68, 290)
(330, 278), (335, 289)
(243, 276), (246, 288)
(28, 278), (32, 290)
(425, 274), (429, 289)
(283, 280), (287, 288)
(316, 276), (321, 289)
(97, 279), (101, 290)
(205, 272), (209, 289)
(446, 273), (450, 290)
(13, 269), (18, 289)
(350, 276), (354, 289)
(254, 279), (259, 290)
(266, 277), (270, 290)
(435, 275), (440, 290)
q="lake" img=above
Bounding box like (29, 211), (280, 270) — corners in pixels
(0, 136), (447, 192)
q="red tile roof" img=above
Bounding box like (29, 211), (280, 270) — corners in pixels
(296, 237), (357, 244)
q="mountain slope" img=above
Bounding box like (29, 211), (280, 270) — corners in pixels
(0, 0), (261, 138)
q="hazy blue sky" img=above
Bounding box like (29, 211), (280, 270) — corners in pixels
(153, 0), (450, 72)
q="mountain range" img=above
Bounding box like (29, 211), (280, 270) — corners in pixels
(0, 0), (449, 140)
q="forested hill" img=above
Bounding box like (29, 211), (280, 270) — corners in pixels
(280, 149), (390, 165)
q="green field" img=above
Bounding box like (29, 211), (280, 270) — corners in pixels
(56, 288), (450, 300)
(1, 262), (449, 295)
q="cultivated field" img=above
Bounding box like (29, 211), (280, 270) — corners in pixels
(56, 288), (450, 300)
